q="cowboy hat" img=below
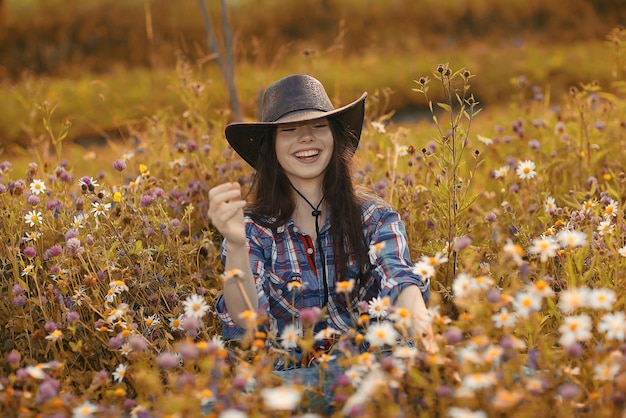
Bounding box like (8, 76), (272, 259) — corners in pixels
(225, 74), (367, 169)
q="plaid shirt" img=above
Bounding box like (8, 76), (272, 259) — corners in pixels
(215, 199), (430, 340)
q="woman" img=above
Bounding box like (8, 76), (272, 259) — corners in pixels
(208, 74), (433, 369)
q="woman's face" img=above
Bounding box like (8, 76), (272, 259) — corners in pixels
(274, 118), (334, 186)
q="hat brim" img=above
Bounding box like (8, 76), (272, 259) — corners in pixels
(225, 92), (367, 169)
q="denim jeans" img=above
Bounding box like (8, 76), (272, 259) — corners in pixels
(273, 357), (342, 415)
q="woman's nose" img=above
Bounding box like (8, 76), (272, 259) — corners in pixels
(297, 126), (314, 141)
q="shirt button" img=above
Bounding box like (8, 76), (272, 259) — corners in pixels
(293, 227), (299, 232)
(307, 248), (314, 255)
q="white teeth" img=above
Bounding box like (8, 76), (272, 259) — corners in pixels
(295, 150), (319, 158)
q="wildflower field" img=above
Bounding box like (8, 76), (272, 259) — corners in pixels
(3, 6), (626, 416)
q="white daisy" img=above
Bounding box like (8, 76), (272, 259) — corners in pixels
(529, 278), (555, 299)
(559, 314), (592, 347)
(183, 294), (210, 319)
(528, 237), (559, 262)
(512, 291), (542, 318)
(516, 160), (537, 180)
(119, 343), (133, 356)
(493, 165), (509, 179)
(24, 210), (43, 227)
(393, 345), (418, 360)
(367, 296), (391, 319)
(603, 199), (619, 218)
(344, 364), (367, 387)
(21, 264), (35, 277)
(619, 245), (626, 257)
(558, 287), (590, 313)
(452, 272), (474, 299)
(144, 314), (161, 328)
(470, 275), (494, 291)
(71, 213), (88, 229)
(388, 307), (413, 327)
(371, 121), (386, 134)
(556, 230), (587, 248)
(581, 199), (597, 214)
(588, 288), (615, 310)
(29, 179), (46, 195)
(280, 323), (301, 350)
(448, 407), (488, 418)
(218, 409), (248, 418)
(492, 308), (517, 329)
(420, 252), (449, 267)
(411, 260), (436, 280)
(397, 145), (409, 157)
(261, 386), (302, 411)
(544, 196), (557, 214)
(597, 219), (615, 236)
(594, 363), (620, 382)
(598, 312), (626, 341)
(482, 345), (504, 364)
(112, 363), (127, 383)
(368, 242), (386, 261)
(477, 134), (493, 145)
(22, 231), (42, 242)
(335, 279), (356, 294)
(314, 327), (341, 341)
(90, 201), (111, 218)
(72, 401), (98, 418)
(365, 321), (399, 348)
(462, 372), (497, 390)
(45, 330), (63, 342)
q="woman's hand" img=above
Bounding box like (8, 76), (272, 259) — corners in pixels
(208, 182), (247, 246)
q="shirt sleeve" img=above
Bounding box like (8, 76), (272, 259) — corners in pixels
(367, 206), (430, 304)
(215, 222), (271, 340)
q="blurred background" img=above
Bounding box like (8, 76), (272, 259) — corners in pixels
(0, 0), (624, 153)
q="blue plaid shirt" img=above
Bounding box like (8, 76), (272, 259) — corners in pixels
(215, 200), (430, 340)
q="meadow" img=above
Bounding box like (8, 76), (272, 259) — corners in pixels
(2, 1), (626, 417)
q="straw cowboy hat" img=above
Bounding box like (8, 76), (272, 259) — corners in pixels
(225, 74), (367, 169)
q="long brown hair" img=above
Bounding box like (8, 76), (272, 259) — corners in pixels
(247, 118), (370, 282)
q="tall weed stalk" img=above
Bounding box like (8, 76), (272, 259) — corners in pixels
(413, 64), (483, 301)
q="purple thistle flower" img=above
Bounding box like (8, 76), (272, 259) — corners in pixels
(13, 295), (27, 307)
(108, 335), (123, 348)
(67, 311), (80, 324)
(44, 244), (63, 260)
(66, 237), (84, 257)
(44, 322), (57, 332)
(113, 159), (127, 171)
(140, 194), (153, 207)
(528, 139), (541, 150)
(156, 352), (179, 369)
(35, 379), (59, 404)
(558, 383), (581, 400)
(7, 350), (21, 364)
(23, 246), (36, 258)
(27, 194), (40, 206)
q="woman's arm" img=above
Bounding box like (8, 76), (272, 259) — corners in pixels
(208, 182), (258, 328)
(396, 285), (438, 353)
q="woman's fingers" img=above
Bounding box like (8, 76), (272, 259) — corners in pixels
(208, 183), (247, 244)
(209, 182), (241, 206)
(214, 200), (246, 223)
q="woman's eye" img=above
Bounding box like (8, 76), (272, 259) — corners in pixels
(280, 127), (297, 132)
(313, 124), (328, 129)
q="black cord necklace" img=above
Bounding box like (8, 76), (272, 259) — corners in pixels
(290, 184), (329, 307)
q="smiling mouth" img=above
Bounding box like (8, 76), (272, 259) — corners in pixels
(294, 149), (320, 159)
